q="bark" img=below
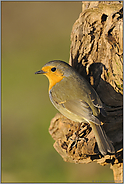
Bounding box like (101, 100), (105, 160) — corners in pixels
(49, 1), (123, 183)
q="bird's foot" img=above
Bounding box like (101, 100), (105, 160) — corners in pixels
(68, 129), (88, 150)
(67, 123), (90, 151)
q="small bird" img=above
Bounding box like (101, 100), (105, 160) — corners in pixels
(35, 60), (115, 155)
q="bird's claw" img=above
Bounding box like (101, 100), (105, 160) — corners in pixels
(68, 130), (88, 150)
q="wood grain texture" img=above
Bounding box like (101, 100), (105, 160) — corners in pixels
(49, 1), (123, 183)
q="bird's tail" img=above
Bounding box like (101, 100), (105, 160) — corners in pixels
(90, 122), (115, 155)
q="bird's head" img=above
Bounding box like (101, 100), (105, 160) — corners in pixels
(35, 60), (72, 90)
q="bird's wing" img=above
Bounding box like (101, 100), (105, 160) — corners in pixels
(61, 99), (102, 125)
(88, 87), (107, 117)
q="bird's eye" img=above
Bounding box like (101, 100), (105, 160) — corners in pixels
(51, 67), (56, 72)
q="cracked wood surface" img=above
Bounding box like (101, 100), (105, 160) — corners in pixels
(49, 1), (123, 183)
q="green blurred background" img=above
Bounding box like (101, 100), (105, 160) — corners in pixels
(1, 1), (114, 183)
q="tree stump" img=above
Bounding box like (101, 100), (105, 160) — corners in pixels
(49, 1), (123, 183)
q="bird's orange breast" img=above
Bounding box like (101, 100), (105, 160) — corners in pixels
(45, 72), (64, 90)
(42, 66), (65, 91)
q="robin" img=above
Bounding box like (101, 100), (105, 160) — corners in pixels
(35, 60), (115, 155)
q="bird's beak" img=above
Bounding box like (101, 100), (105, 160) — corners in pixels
(35, 70), (46, 74)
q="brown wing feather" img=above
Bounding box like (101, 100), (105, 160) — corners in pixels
(88, 87), (107, 117)
(62, 99), (102, 125)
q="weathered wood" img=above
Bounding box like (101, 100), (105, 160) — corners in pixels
(49, 1), (123, 183)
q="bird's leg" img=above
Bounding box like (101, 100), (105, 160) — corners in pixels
(75, 122), (82, 137)
(68, 123), (89, 149)
(78, 123), (90, 142)
(69, 123), (86, 148)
